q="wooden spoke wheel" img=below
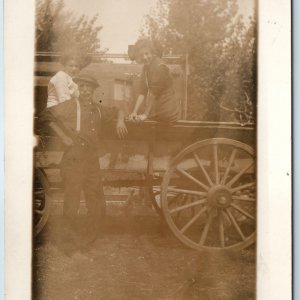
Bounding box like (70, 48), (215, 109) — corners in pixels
(161, 138), (256, 252)
(33, 168), (51, 237)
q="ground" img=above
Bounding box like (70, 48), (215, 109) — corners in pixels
(33, 203), (256, 300)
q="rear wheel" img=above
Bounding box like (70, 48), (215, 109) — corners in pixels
(161, 138), (256, 252)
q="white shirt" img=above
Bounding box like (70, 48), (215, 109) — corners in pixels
(47, 71), (79, 108)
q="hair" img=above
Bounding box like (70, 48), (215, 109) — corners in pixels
(60, 51), (79, 66)
(59, 50), (92, 70)
(128, 39), (163, 61)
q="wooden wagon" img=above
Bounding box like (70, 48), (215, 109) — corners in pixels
(34, 119), (256, 252)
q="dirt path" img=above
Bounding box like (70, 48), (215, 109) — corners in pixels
(33, 215), (256, 300)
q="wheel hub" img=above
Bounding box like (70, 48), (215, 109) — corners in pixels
(208, 185), (232, 208)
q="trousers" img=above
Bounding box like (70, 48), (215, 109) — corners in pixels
(60, 143), (105, 224)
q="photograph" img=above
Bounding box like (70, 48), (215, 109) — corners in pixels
(32, 0), (258, 299)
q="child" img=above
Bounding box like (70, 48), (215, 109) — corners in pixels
(47, 52), (81, 108)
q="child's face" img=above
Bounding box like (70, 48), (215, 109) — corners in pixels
(64, 59), (80, 77)
(138, 47), (153, 65)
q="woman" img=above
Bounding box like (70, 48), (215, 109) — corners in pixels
(47, 52), (81, 108)
(129, 39), (180, 122)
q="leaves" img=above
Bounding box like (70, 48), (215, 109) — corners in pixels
(141, 0), (256, 123)
(35, 0), (103, 54)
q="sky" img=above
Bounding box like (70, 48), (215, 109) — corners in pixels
(63, 0), (255, 53)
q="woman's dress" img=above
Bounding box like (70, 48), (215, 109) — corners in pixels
(139, 57), (180, 122)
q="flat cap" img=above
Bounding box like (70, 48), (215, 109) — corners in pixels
(73, 73), (99, 87)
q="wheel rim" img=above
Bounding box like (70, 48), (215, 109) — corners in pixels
(161, 138), (256, 251)
(33, 169), (51, 237)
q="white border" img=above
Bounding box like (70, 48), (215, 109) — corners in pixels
(4, 0), (34, 299)
(3, 0), (292, 299)
(257, 0), (291, 299)
(293, 0), (300, 297)
(0, 0), (4, 298)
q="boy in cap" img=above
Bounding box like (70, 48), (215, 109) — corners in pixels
(39, 73), (127, 253)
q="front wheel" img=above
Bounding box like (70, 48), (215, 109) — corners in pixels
(161, 138), (256, 252)
(33, 168), (51, 237)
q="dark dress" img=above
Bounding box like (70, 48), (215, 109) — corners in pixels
(139, 57), (180, 122)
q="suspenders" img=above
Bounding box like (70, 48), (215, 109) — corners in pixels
(76, 100), (81, 132)
(95, 104), (102, 120)
(75, 100), (102, 133)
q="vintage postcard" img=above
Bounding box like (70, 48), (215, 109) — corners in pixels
(4, 0), (291, 299)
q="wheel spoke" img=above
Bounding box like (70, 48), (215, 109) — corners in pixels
(230, 182), (255, 193)
(180, 206), (207, 233)
(213, 144), (220, 184)
(34, 209), (44, 215)
(167, 187), (207, 197)
(225, 209), (246, 241)
(34, 203), (42, 209)
(193, 152), (214, 186)
(34, 190), (45, 196)
(189, 196), (196, 217)
(219, 211), (225, 247)
(199, 209), (215, 246)
(232, 196), (256, 202)
(221, 149), (237, 185)
(176, 167), (209, 191)
(174, 195), (187, 222)
(230, 203), (255, 220)
(35, 197), (44, 202)
(226, 162), (255, 188)
(34, 199), (44, 207)
(170, 198), (208, 214)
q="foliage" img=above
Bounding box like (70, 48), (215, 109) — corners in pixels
(141, 0), (256, 123)
(36, 0), (103, 54)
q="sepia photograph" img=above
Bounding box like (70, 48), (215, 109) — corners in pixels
(32, 0), (258, 299)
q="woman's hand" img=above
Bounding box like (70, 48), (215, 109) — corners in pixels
(116, 120), (128, 139)
(129, 94), (145, 121)
(137, 114), (148, 121)
(128, 112), (138, 121)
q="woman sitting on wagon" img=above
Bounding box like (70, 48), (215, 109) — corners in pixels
(46, 51), (83, 108)
(128, 39), (180, 122)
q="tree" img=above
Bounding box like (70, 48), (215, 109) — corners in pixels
(36, 0), (103, 54)
(141, 0), (256, 123)
(218, 17), (256, 123)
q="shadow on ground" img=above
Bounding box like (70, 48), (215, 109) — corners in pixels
(33, 215), (256, 300)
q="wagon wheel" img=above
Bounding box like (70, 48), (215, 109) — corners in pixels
(33, 168), (51, 237)
(161, 138), (256, 252)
